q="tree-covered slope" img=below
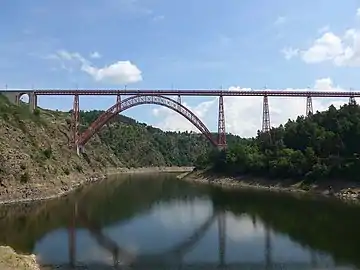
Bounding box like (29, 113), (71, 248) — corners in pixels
(80, 110), (226, 167)
(197, 103), (360, 182)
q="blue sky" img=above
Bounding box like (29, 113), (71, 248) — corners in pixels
(1, 0), (360, 137)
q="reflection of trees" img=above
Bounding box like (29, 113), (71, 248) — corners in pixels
(209, 186), (360, 268)
(0, 173), (209, 253)
(67, 205), (318, 269)
(0, 175), (359, 268)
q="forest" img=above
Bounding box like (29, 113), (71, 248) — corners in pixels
(195, 102), (360, 182)
(79, 110), (243, 167)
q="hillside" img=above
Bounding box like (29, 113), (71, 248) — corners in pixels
(196, 102), (360, 184)
(79, 110), (215, 167)
(0, 94), (237, 202)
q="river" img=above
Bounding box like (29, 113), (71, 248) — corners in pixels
(0, 173), (359, 269)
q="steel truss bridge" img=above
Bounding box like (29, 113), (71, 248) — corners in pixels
(1, 88), (359, 153)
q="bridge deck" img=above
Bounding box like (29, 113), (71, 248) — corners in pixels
(2, 89), (360, 97)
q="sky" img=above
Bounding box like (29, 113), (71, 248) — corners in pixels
(1, 0), (360, 137)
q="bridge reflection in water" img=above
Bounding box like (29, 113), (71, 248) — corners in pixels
(65, 202), (321, 269)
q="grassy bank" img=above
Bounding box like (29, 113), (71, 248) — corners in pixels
(180, 169), (360, 202)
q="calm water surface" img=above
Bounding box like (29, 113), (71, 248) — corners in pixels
(0, 173), (360, 269)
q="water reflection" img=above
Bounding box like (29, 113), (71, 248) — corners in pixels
(0, 173), (359, 269)
(62, 204), (335, 269)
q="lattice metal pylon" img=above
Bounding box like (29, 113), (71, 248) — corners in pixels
(116, 94), (121, 111)
(262, 95), (271, 133)
(306, 96), (313, 116)
(349, 96), (356, 105)
(177, 95), (181, 111)
(71, 94), (80, 146)
(217, 95), (226, 149)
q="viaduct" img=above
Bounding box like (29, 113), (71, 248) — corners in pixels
(1, 88), (360, 154)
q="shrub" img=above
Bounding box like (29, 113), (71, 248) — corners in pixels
(63, 168), (70, 175)
(20, 172), (30, 183)
(43, 147), (52, 159)
(75, 164), (83, 173)
(33, 108), (40, 116)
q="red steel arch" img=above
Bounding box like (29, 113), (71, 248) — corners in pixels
(78, 95), (217, 147)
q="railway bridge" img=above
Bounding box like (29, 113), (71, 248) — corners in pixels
(1, 88), (360, 153)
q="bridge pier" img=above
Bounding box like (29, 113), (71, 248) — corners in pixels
(116, 94), (121, 111)
(0, 91), (38, 112)
(262, 95), (271, 133)
(349, 95), (356, 105)
(71, 94), (80, 147)
(217, 95), (226, 149)
(306, 96), (313, 116)
(177, 95), (182, 111)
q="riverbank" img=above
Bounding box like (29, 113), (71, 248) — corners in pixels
(0, 246), (39, 270)
(0, 166), (193, 205)
(180, 170), (360, 202)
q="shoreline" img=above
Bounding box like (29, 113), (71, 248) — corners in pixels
(0, 166), (193, 206)
(179, 170), (360, 203)
(0, 246), (39, 270)
(0, 166), (193, 270)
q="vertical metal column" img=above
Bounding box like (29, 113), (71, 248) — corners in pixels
(71, 94), (80, 146)
(217, 95), (226, 149)
(349, 95), (356, 105)
(116, 94), (121, 112)
(262, 95), (271, 133)
(306, 96), (313, 116)
(177, 95), (182, 111)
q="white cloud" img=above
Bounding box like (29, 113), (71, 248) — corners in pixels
(281, 47), (299, 60)
(81, 61), (142, 84)
(152, 98), (216, 133)
(313, 77), (335, 90)
(274, 16), (286, 26)
(47, 50), (142, 84)
(357, 8), (360, 17)
(291, 9), (360, 66)
(301, 32), (345, 64)
(225, 213), (265, 242)
(153, 15), (165, 22)
(152, 78), (350, 138)
(89, 51), (102, 59)
(155, 200), (212, 229)
(318, 25), (330, 34)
